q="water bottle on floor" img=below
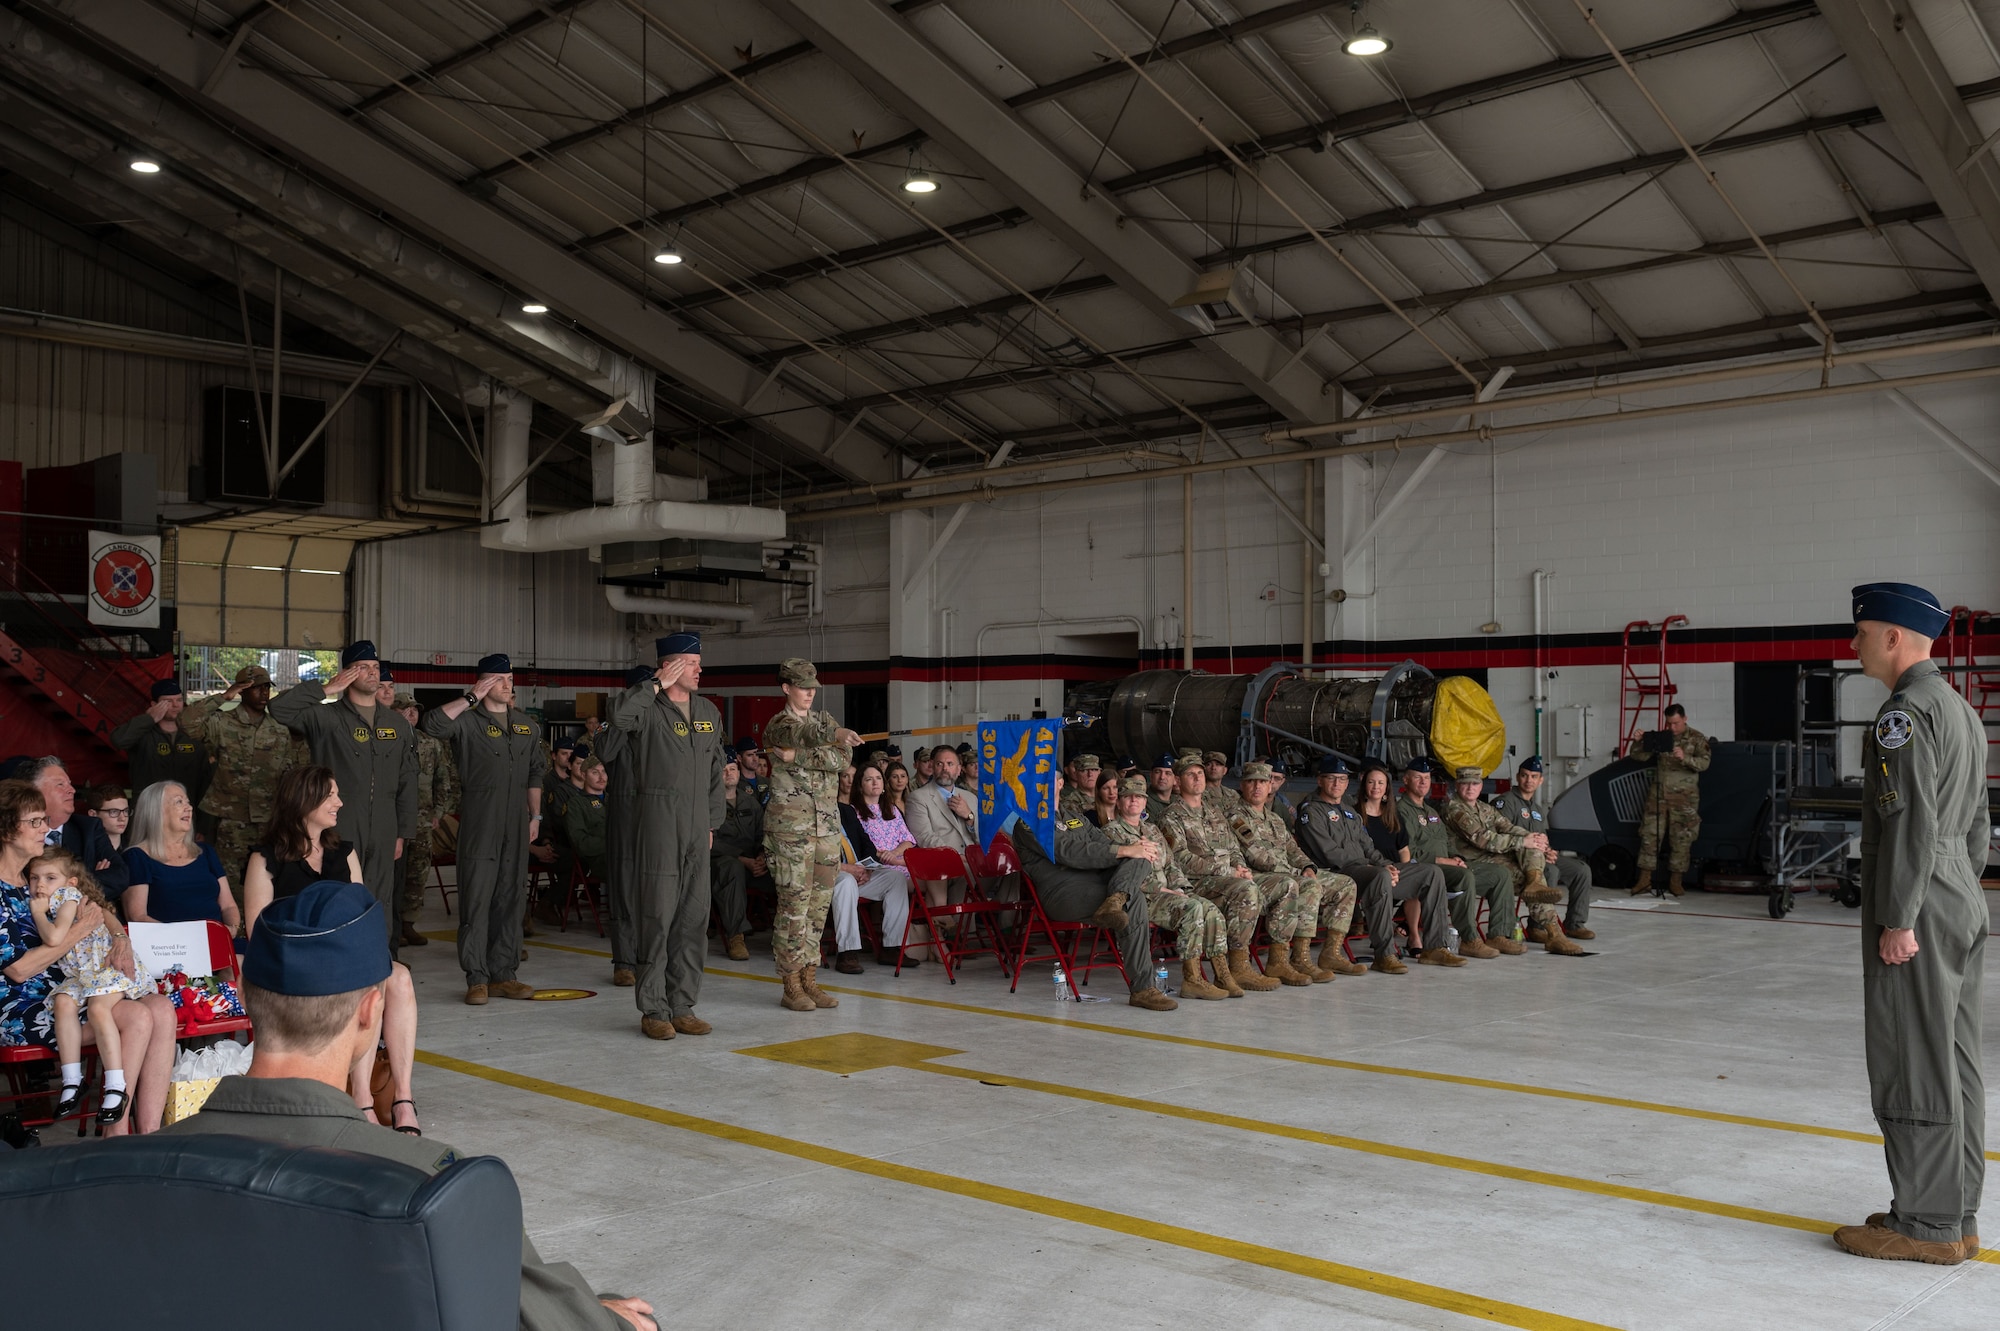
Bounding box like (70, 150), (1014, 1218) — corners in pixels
(1446, 926), (1460, 954)
(1154, 962), (1173, 996)
(1052, 964), (1073, 1001)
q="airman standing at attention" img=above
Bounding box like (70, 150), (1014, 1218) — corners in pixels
(1441, 767), (1583, 956)
(763, 658), (860, 1016)
(180, 663), (304, 897)
(1629, 704), (1711, 896)
(1232, 762), (1361, 981)
(1059, 754), (1102, 820)
(422, 654), (548, 1004)
(1490, 755), (1594, 939)
(392, 692), (458, 950)
(593, 665), (655, 989)
(270, 641), (416, 955)
(1157, 756), (1288, 993)
(1102, 777), (1235, 999)
(113, 678), (210, 808)
(1832, 582), (1988, 1267)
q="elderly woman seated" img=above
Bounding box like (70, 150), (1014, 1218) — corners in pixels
(0, 779), (176, 1135)
(830, 765), (917, 973)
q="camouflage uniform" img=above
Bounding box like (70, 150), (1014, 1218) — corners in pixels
(1443, 795), (1561, 937)
(1102, 817), (1227, 965)
(400, 726), (459, 926)
(1157, 798), (1284, 950)
(1230, 799), (1356, 943)
(1401, 795), (1515, 945)
(1633, 727), (1711, 873)
(1058, 758), (1102, 821)
(1492, 784), (1591, 931)
(180, 691), (307, 896)
(764, 704), (852, 977)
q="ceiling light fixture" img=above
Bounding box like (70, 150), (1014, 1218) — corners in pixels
(902, 168), (939, 194)
(129, 158), (161, 174)
(521, 301), (548, 314)
(651, 244), (683, 265)
(1343, 22), (1389, 56)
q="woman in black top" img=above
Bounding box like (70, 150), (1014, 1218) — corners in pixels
(244, 766), (420, 1135)
(1356, 762), (1421, 950)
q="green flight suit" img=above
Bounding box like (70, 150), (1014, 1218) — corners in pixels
(1399, 795), (1515, 944)
(270, 683), (417, 951)
(110, 713), (210, 808)
(709, 788), (762, 942)
(1860, 659), (1988, 1245)
(1013, 816), (1155, 994)
(1492, 788), (1592, 930)
(159, 1076), (622, 1329)
(610, 684), (725, 1020)
(589, 696), (638, 970)
(422, 704), (547, 989)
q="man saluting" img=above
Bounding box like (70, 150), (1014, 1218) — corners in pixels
(1834, 582), (1988, 1266)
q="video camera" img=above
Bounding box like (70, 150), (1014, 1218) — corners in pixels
(1637, 729), (1676, 755)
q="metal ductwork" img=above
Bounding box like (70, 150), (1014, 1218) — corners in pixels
(1067, 663), (1508, 776)
(602, 587), (755, 623)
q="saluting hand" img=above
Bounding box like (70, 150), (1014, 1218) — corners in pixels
(472, 674), (503, 702)
(325, 664), (362, 696)
(654, 658), (687, 690)
(146, 697), (174, 723)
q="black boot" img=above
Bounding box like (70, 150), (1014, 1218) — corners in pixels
(834, 950), (866, 975)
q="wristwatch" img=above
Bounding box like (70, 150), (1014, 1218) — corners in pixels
(462, 689), (477, 704)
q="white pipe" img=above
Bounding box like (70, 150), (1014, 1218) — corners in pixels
(482, 498), (786, 553)
(602, 586), (755, 623)
(487, 387), (531, 527)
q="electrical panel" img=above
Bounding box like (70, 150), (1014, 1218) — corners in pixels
(1555, 704), (1590, 758)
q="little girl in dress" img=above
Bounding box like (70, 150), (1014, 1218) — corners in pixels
(27, 851), (152, 1125)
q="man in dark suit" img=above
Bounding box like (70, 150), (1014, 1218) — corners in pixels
(19, 757), (128, 895)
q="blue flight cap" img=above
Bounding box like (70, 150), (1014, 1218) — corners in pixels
(734, 735), (759, 753)
(623, 665), (653, 687)
(1317, 755), (1350, 776)
(1117, 754), (1138, 771)
(572, 741), (591, 760)
(656, 631), (701, 657)
(1402, 757), (1433, 776)
(149, 677), (183, 700)
(1518, 755), (1544, 774)
(552, 735), (577, 752)
(241, 880), (391, 997)
(376, 663), (394, 684)
(476, 653), (511, 674)
(340, 641), (378, 667)
(1152, 753), (1176, 771)
(1851, 582), (1949, 638)
(885, 744), (902, 758)
(723, 744), (739, 762)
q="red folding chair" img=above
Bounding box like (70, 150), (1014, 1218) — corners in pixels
(899, 846), (1013, 983)
(430, 851), (456, 915)
(560, 861), (605, 936)
(175, 921), (254, 1041)
(0, 1044), (99, 1135)
(985, 836), (1130, 998)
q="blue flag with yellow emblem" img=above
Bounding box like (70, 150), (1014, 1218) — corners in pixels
(977, 719), (1059, 852)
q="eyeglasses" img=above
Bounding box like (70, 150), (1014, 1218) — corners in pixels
(99, 807), (130, 818)
(18, 816), (48, 829)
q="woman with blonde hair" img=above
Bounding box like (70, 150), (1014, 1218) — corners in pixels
(123, 781), (239, 933)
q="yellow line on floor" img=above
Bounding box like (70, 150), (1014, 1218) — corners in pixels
(487, 933), (1999, 1162)
(413, 1047), (1620, 1330)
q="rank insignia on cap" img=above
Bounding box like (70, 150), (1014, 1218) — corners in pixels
(351, 726), (370, 743)
(511, 723), (532, 735)
(1876, 711), (1913, 749)
(375, 728), (397, 740)
(694, 719), (714, 732)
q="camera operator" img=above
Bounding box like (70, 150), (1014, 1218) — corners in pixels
(1627, 704), (1710, 896)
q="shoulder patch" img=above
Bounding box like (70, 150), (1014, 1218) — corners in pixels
(1876, 710), (1914, 750)
(1062, 817), (1084, 829)
(432, 1148), (460, 1170)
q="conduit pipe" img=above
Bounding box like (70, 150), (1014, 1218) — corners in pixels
(795, 357), (2000, 523)
(602, 587), (756, 622)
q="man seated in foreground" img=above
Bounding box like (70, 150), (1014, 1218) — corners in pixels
(160, 878), (656, 1330)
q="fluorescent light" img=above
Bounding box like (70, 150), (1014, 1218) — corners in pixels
(129, 158), (162, 174)
(1343, 23), (1389, 56)
(902, 170), (939, 194)
(521, 301), (548, 314)
(652, 245), (683, 265)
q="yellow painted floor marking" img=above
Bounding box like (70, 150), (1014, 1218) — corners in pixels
(738, 1032), (966, 1075)
(475, 934), (2000, 1162)
(414, 1046), (1621, 1329)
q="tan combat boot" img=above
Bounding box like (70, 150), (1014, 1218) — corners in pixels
(1370, 949), (1408, 975)
(670, 1014), (712, 1036)
(1292, 936), (1336, 982)
(1489, 934), (1526, 955)
(1866, 1213), (1980, 1261)
(1263, 941), (1311, 987)
(1128, 986), (1178, 1012)
(779, 971), (817, 1012)
(1318, 944), (1365, 976)
(640, 1016), (675, 1040)
(1457, 934), (1499, 959)
(1670, 871), (1688, 897)
(1228, 946), (1281, 992)
(464, 984), (489, 1006)
(1417, 947), (1468, 968)
(801, 964), (839, 1008)
(490, 980), (536, 1000)
(611, 967), (636, 987)
(1520, 870), (1562, 905)
(1542, 921), (1585, 955)
(1089, 891), (1130, 931)
(1211, 954), (1245, 996)
(1629, 868), (1653, 896)
(1179, 958), (1228, 999)
(725, 934), (750, 961)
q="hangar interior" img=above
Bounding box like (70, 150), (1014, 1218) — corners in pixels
(0, 0), (1997, 1326)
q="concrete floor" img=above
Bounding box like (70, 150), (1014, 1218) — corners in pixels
(396, 884), (2000, 1330)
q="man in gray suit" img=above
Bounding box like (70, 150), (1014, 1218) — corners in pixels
(904, 745), (978, 851)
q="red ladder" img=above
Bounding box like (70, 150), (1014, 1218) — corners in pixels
(1618, 615), (1688, 757)
(1946, 606), (2000, 780)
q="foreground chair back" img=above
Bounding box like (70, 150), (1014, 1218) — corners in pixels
(0, 1133), (524, 1330)
(900, 845), (1013, 982)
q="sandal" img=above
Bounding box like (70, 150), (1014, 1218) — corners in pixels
(390, 1099), (421, 1136)
(96, 1087), (128, 1126)
(53, 1083), (87, 1119)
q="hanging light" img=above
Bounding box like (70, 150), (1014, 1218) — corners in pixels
(521, 301), (548, 314)
(1343, 22), (1389, 56)
(651, 244), (683, 265)
(129, 157), (162, 174)
(902, 168), (939, 194)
